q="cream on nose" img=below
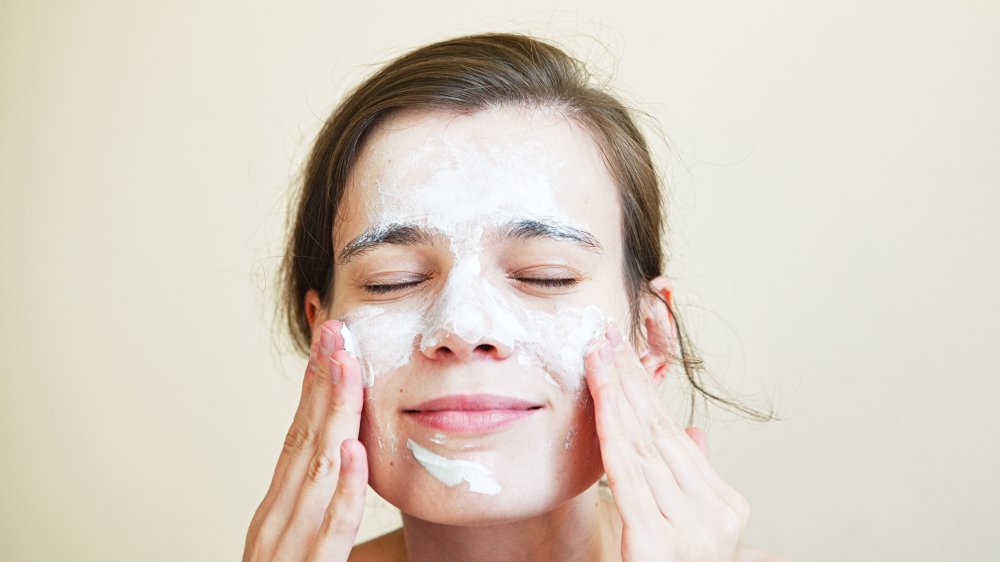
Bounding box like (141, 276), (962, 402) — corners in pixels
(418, 255), (521, 359)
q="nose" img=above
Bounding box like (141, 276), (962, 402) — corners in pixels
(419, 331), (515, 362)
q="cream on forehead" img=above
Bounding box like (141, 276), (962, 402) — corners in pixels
(360, 134), (576, 230)
(340, 111), (615, 388)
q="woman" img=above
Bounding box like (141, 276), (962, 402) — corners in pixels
(244, 33), (781, 562)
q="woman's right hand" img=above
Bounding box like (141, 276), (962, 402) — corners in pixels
(243, 320), (368, 562)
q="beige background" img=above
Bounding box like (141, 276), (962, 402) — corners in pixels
(2, 1), (998, 561)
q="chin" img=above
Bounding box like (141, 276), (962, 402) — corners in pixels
(364, 438), (606, 526)
(379, 473), (603, 526)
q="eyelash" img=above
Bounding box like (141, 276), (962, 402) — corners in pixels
(362, 276), (580, 294)
(515, 276), (580, 288)
(364, 280), (424, 294)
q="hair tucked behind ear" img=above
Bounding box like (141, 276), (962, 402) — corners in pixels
(277, 32), (772, 423)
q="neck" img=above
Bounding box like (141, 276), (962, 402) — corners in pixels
(398, 484), (618, 562)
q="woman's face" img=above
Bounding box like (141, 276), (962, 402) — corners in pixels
(325, 106), (631, 524)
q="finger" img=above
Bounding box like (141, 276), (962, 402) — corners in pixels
(607, 323), (723, 495)
(679, 426), (745, 510)
(686, 427), (709, 458)
(282, 350), (363, 544)
(254, 342), (320, 516)
(276, 348), (364, 557)
(592, 334), (691, 520)
(307, 439), (369, 562)
(265, 320), (345, 528)
(585, 340), (666, 532)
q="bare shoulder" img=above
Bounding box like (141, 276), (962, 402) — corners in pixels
(736, 544), (795, 562)
(348, 528), (406, 562)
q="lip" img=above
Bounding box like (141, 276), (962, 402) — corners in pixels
(404, 394), (544, 433)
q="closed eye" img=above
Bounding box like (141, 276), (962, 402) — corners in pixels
(362, 274), (430, 295)
(364, 280), (424, 294)
(514, 277), (580, 288)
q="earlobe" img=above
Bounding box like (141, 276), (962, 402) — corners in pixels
(304, 289), (328, 343)
(640, 276), (676, 386)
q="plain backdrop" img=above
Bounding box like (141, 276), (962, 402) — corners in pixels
(2, 1), (998, 561)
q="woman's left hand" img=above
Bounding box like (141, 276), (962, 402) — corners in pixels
(585, 320), (750, 562)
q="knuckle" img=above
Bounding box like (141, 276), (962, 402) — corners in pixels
(632, 439), (660, 461)
(283, 422), (318, 456)
(730, 491), (751, 520)
(716, 501), (748, 539)
(243, 514), (280, 561)
(649, 414), (682, 440)
(322, 509), (361, 539)
(606, 462), (644, 490)
(307, 450), (339, 482)
(330, 396), (362, 418)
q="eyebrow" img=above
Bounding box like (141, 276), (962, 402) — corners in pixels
(337, 223), (433, 264)
(498, 219), (603, 252)
(336, 218), (603, 265)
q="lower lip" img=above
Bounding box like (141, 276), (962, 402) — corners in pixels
(407, 409), (539, 433)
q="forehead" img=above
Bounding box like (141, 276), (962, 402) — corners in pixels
(340, 106), (621, 245)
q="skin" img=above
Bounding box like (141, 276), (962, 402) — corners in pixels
(243, 107), (784, 562)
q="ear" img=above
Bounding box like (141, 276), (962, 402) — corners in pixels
(637, 275), (677, 387)
(304, 289), (330, 345)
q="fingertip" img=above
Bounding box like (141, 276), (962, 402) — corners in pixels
(321, 318), (345, 332)
(319, 319), (345, 353)
(606, 321), (625, 348)
(340, 439), (368, 477)
(685, 427), (709, 457)
(331, 349), (366, 397)
(584, 340), (614, 389)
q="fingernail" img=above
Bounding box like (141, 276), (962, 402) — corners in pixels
(320, 325), (337, 354)
(330, 357), (342, 385)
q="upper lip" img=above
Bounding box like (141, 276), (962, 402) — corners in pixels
(406, 394), (543, 412)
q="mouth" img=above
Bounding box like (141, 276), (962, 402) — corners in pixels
(403, 394), (544, 433)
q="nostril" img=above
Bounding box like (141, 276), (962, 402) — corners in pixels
(475, 344), (497, 354)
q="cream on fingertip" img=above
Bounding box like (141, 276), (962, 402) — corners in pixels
(339, 323), (359, 358)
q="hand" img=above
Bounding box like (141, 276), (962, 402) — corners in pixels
(244, 320), (368, 562)
(585, 319), (750, 562)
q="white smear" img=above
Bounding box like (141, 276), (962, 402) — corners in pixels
(407, 439), (501, 496)
(339, 324), (359, 358)
(339, 119), (613, 389)
(429, 433), (447, 445)
(340, 306), (421, 387)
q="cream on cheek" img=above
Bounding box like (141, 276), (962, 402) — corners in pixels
(345, 135), (610, 388)
(341, 263), (607, 390)
(341, 133), (612, 494)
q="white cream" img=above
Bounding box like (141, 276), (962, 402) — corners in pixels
(367, 136), (573, 232)
(340, 132), (611, 389)
(340, 306), (421, 388)
(407, 439), (501, 496)
(339, 324), (359, 358)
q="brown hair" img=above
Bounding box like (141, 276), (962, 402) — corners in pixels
(278, 32), (769, 421)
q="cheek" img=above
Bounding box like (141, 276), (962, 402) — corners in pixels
(518, 304), (609, 389)
(340, 306), (422, 386)
(358, 379), (405, 464)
